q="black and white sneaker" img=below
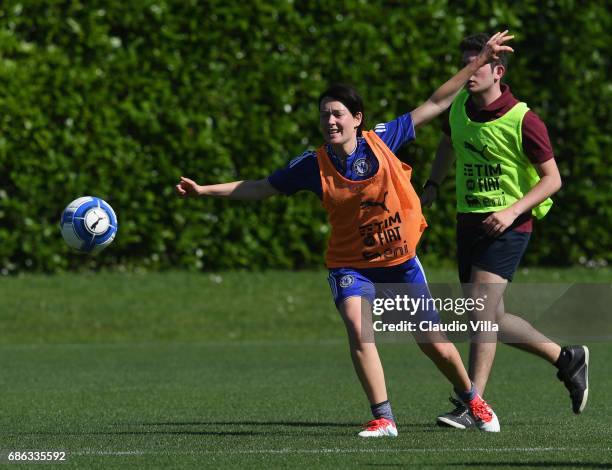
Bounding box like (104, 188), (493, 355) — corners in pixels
(556, 345), (589, 414)
(436, 397), (475, 429)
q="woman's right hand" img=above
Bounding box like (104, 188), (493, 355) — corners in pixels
(175, 176), (202, 198)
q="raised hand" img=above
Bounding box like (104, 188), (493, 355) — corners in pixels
(479, 30), (514, 64)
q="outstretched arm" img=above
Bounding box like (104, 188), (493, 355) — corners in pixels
(410, 30), (514, 128)
(175, 176), (279, 201)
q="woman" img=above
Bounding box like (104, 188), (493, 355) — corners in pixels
(176, 31), (513, 437)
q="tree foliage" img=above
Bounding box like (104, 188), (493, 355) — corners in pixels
(0, 0), (609, 273)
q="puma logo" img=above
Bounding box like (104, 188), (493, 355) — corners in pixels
(90, 216), (104, 230)
(360, 191), (389, 213)
(464, 141), (490, 161)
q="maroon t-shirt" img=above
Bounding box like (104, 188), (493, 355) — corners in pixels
(443, 84), (555, 233)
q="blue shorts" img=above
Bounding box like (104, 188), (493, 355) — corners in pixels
(327, 256), (440, 323)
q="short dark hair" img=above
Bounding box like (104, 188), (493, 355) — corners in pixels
(460, 33), (508, 70)
(318, 84), (365, 136)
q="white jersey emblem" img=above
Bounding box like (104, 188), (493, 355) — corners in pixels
(339, 275), (355, 288)
(352, 157), (371, 177)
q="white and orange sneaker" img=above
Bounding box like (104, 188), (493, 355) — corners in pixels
(358, 418), (398, 437)
(464, 394), (500, 432)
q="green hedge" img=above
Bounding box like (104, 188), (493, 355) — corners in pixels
(0, 0), (609, 273)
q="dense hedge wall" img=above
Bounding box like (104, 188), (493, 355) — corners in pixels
(0, 0), (610, 273)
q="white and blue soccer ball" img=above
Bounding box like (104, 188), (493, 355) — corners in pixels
(60, 196), (118, 254)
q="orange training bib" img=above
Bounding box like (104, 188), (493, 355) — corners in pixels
(318, 131), (427, 268)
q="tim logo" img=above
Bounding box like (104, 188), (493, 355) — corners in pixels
(360, 191), (389, 213)
(464, 142), (490, 161)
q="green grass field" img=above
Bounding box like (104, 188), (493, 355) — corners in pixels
(1, 269), (611, 468)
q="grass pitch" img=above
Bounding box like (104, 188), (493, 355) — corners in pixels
(1, 269), (610, 468)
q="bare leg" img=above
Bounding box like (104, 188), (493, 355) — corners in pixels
(417, 332), (472, 392)
(507, 339), (561, 364)
(465, 267), (507, 396)
(338, 296), (388, 404)
(467, 269), (563, 395)
(496, 298), (562, 363)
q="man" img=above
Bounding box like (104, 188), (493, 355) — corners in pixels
(421, 33), (589, 431)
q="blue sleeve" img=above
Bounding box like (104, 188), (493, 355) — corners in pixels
(372, 113), (416, 153)
(267, 150), (322, 198)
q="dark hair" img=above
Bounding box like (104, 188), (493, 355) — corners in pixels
(460, 33), (508, 70)
(318, 84), (365, 136)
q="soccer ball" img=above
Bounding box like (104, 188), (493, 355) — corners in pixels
(60, 196), (118, 254)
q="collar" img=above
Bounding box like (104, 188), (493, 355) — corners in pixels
(465, 83), (521, 121)
(470, 83), (515, 112)
(326, 136), (363, 162)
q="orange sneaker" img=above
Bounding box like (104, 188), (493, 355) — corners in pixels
(358, 418), (398, 437)
(465, 394), (500, 432)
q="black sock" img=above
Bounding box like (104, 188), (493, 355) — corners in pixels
(371, 400), (394, 422)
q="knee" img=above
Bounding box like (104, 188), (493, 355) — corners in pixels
(344, 321), (370, 351)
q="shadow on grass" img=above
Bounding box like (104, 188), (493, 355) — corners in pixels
(13, 430), (276, 437)
(126, 420), (435, 430)
(8, 420), (439, 438)
(365, 463), (612, 469)
(445, 463), (612, 469)
(129, 420), (358, 428)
